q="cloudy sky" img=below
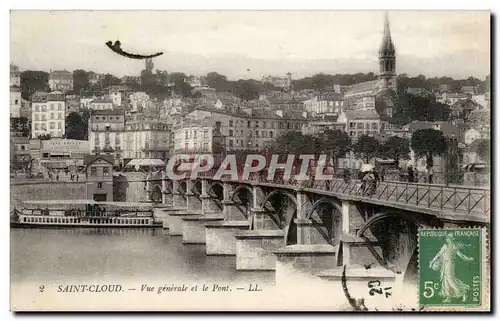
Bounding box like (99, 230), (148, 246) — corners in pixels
(10, 10), (490, 80)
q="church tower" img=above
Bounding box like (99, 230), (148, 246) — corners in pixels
(378, 12), (396, 91)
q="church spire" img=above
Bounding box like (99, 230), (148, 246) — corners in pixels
(379, 11), (395, 55)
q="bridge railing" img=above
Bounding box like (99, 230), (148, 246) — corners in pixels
(171, 171), (491, 217)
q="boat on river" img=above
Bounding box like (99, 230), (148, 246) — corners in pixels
(11, 200), (160, 228)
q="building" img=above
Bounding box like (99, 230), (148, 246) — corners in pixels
(10, 136), (31, 170)
(261, 73), (292, 90)
(303, 92), (345, 116)
(85, 155), (114, 201)
(49, 70), (73, 92)
(129, 92), (151, 112)
(10, 64), (21, 87)
(88, 72), (104, 86)
(10, 87), (22, 118)
(31, 91), (66, 138)
(472, 93), (490, 110)
(337, 110), (392, 142)
(437, 92), (469, 105)
(89, 99), (114, 111)
(29, 138), (89, 174)
(172, 107), (307, 153)
(302, 115), (346, 136)
(214, 92), (241, 109)
(123, 119), (170, 161)
(107, 85), (130, 107)
(88, 109), (126, 162)
(343, 13), (396, 117)
(461, 85), (478, 95)
(121, 75), (140, 84)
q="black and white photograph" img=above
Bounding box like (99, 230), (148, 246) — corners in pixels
(8, 9), (491, 311)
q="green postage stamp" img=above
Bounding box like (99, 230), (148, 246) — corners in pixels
(418, 228), (487, 308)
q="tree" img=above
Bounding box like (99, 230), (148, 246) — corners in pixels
(319, 129), (352, 167)
(20, 70), (50, 100)
(476, 139), (490, 164)
(390, 93), (451, 126)
(206, 72), (230, 92)
(353, 135), (380, 163)
(102, 74), (122, 88)
(73, 69), (89, 93)
(65, 112), (89, 140)
(232, 80), (260, 101)
(410, 129), (448, 169)
(269, 131), (320, 156)
(381, 136), (410, 167)
(10, 117), (30, 137)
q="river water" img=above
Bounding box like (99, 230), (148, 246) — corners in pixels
(11, 227), (279, 311)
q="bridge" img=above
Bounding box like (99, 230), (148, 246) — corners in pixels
(144, 171), (489, 308)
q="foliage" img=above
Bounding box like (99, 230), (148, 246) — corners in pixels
(20, 70), (50, 100)
(292, 72), (377, 91)
(10, 117), (30, 137)
(73, 69), (89, 93)
(390, 93), (451, 126)
(65, 112), (90, 140)
(268, 131), (320, 156)
(353, 135), (380, 163)
(319, 129), (352, 165)
(476, 140), (490, 163)
(102, 74), (122, 88)
(410, 129), (448, 169)
(381, 136), (410, 166)
(37, 134), (51, 140)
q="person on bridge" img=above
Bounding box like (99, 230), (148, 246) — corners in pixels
(362, 171), (376, 196)
(408, 166), (414, 183)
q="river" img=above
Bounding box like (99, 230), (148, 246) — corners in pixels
(10, 227), (278, 311)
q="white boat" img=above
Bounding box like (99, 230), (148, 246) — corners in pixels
(11, 200), (158, 228)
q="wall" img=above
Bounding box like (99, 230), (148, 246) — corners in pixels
(10, 182), (86, 208)
(115, 172), (149, 203)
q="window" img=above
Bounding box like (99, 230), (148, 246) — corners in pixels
(103, 167), (109, 176)
(41, 105), (46, 112)
(193, 131), (197, 139)
(20, 145), (25, 150)
(203, 130), (208, 139)
(263, 121), (266, 128)
(263, 131), (267, 138)
(50, 103), (55, 110)
(58, 103), (63, 110)
(372, 123), (378, 130)
(35, 106), (40, 112)
(58, 112), (62, 119)
(15, 99), (19, 105)
(270, 131), (273, 138)
(57, 122), (62, 129)
(247, 120), (250, 127)
(229, 120), (233, 127)
(255, 131), (259, 137)
(35, 124), (40, 130)
(203, 142), (209, 150)
(50, 113), (54, 120)
(91, 167), (97, 176)
(97, 182), (103, 189)
(255, 121), (259, 128)
(184, 143), (188, 150)
(35, 114), (40, 121)
(41, 124), (47, 130)
(229, 140), (233, 147)
(229, 129), (234, 137)
(185, 130), (189, 139)
(50, 122), (55, 129)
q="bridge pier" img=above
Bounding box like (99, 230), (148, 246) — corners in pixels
(274, 189), (338, 286)
(204, 183), (250, 255)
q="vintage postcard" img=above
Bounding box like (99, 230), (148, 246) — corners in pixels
(9, 10), (491, 312)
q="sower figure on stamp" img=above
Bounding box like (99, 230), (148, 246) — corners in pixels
(429, 233), (474, 303)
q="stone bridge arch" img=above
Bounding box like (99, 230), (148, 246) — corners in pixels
(305, 197), (343, 246)
(356, 211), (438, 281)
(259, 189), (298, 245)
(178, 180), (187, 194)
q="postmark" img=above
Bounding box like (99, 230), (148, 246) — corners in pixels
(418, 228), (485, 308)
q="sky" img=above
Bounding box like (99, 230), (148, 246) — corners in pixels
(10, 10), (490, 80)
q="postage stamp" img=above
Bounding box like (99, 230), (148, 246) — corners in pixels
(418, 228), (486, 308)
